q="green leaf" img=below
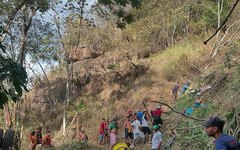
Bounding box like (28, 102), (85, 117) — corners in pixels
(13, 81), (23, 97)
(98, 0), (112, 5)
(0, 92), (9, 109)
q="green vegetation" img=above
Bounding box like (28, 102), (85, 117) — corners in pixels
(0, 0), (239, 149)
(0, 27), (28, 108)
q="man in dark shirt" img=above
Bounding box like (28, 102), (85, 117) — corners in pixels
(204, 116), (239, 150)
(172, 82), (180, 101)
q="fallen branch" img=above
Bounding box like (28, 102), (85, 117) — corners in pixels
(142, 102), (153, 123)
(62, 113), (78, 142)
(149, 101), (206, 122)
(192, 137), (207, 146)
(176, 125), (202, 130)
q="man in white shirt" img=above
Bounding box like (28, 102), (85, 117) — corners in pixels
(141, 111), (152, 144)
(131, 114), (145, 146)
(151, 125), (163, 150)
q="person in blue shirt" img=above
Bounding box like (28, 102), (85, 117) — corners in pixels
(136, 110), (144, 124)
(179, 81), (191, 96)
(184, 107), (194, 116)
(204, 116), (239, 150)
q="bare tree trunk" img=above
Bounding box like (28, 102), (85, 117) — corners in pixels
(53, 13), (70, 136)
(212, 20), (240, 58)
(209, 0), (224, 58)
(18, 6), (36, 65)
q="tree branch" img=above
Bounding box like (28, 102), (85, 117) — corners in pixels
(204, 0), (240, 44)
(149, 101), (206, 121)
(1, 0), (29, 42)
(176, 125), (202, 130)
(142, 102), (153, 123)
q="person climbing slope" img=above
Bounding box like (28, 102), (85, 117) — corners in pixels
(179, 81), (191, 96)
(172, 81), (180, 101)
(151, 106), (163, 126)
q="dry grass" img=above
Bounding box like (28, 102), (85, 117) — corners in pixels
(149, 40), (208, 81)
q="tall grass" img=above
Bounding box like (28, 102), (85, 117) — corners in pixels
(150, 41), (207, 81)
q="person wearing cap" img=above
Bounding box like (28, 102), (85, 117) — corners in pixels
(137, 110), (144, 124)
(204, 116), (239, 150)
(151, 106), (164, 126)
(151, 106), (163, 117)
(151, 125), (163, 150)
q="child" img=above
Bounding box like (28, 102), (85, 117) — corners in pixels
(109, 128), (117, 150)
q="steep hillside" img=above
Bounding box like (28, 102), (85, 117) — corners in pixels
(21, 0), (240, 149)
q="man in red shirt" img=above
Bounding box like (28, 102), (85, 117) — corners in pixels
(151, 106), (163, 117)
(99, 118), (106, 145)
(151, 106), (167, 126)
(42, 130), (53, 148)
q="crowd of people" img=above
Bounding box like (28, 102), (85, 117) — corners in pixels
(96, 81), (239, 150)
(28, 80), (239, 150)
(98, 105), (168, 150)
(29, 127), (53, 150)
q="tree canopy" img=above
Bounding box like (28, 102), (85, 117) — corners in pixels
(0, 27), (28, 109)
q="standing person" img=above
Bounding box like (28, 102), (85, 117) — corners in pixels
(29, 127), (43, 150)
(172, 82), (180, 101)
(137, 110), (144, 124)
(36, 127), (43, 145)
(179, 81), (191, 96)
(131, 114), (145, 146)
(109, 119), (118, 134)
(98, 118), (106, 145)
(151, 106), (163, 126)
(108, 119), (118, 150)
(29, 130), (36, 150)
(42, 129), (53, 148)
(151, 125), (163, 150)
(124, 116), (134, 145)
(141, 111), (152, 144)
(104, 118), (110, 145)
(204, 116), (239, 150)
(109, 128), (117, 150)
